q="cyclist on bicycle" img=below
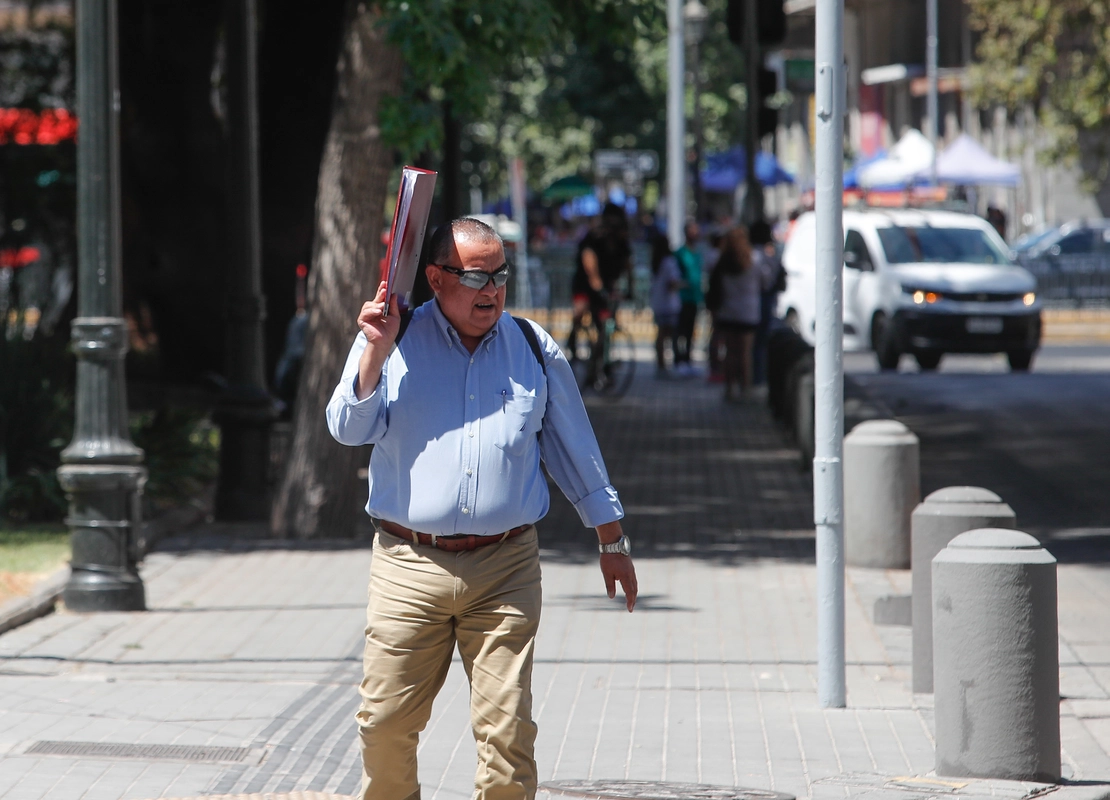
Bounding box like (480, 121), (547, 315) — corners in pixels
(569, 202), (632, 351)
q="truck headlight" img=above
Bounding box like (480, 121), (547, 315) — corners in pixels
(1023, 292), (1036, 306)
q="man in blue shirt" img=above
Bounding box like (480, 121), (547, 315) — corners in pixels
(327, 217), (637, 800)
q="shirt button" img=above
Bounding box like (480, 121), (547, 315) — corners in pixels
(468, 431), (474, 438)
(470, 394), (475, 400)
(462, 508), (470, 515)
(469, 358), (474, 364)
(466, 469), (473, 476)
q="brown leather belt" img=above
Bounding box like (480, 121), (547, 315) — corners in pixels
(377, 520), (532, 552)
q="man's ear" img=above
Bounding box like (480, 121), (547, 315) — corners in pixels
(425, 264), (442, 294)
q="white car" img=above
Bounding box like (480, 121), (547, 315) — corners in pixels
(777, 208), (1042, 371)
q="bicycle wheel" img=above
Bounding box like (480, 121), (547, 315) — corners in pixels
(597, 326), (636, 399)
(566, 321), (599, 392)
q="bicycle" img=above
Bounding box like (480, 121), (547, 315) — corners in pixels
(565, 295), (636, 399)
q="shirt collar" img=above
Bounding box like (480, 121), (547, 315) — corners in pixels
(427, 298), (502, 350)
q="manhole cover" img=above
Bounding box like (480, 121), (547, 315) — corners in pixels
(539, 780), (795, 800)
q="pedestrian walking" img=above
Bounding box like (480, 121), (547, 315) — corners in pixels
(326, 217), (638, 800)
(702, 228), (726, 384)
(673, 220), (703, 376)
(749, 219), (786, 387)
(706, 225), (774, 401)
(649, 229), (683, 377)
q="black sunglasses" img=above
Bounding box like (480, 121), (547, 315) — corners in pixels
(432, 263), (511, 290)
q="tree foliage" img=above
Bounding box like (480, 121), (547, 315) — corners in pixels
(967, 0), (1110, 208)
(374, 0), (749, 204)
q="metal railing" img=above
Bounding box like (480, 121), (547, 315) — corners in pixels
(1018, 254), (1110, 308)
(507, 242), (653, 311)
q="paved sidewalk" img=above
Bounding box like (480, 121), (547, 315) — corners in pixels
(1, 367), (1108, 800)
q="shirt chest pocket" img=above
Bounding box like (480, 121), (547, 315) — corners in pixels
(494, 389), (544, 456)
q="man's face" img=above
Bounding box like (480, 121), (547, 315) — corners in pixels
(426, 235), (507, 341)
(685, 222), (700, 244)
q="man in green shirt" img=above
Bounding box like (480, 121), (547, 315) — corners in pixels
(673, 220), (703, 375)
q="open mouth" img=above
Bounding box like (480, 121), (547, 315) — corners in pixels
(475, 302), (496, 311)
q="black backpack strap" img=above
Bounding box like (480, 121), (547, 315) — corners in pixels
(512, 316), (547, 376)
(393, 308), (415, 346)
(395, 309), (545, 377)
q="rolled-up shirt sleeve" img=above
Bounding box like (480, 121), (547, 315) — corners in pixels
(326, 332), (389, 446)
(537, 337), (625, 528)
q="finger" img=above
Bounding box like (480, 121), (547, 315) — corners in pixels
(604, 567), (615, 599)
(374, 281), (388, 302)
(623, 575), (638, 612)
(388, 291), (401, 316)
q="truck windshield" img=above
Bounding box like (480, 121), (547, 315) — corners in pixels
(877, 226), (1011, 265)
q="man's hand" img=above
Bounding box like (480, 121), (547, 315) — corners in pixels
(597, 521), (637, 612)
(355, 281), (402, 400)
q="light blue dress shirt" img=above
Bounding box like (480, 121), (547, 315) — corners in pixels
(325, 300), (624, 536)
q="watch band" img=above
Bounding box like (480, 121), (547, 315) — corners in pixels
(598, 534), (631, 556)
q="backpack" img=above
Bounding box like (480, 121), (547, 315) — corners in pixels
(395, 309), (547, 376)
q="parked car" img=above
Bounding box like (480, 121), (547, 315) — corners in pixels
(1013, 219), (1110, 259)
(778, 208), (1042, 371)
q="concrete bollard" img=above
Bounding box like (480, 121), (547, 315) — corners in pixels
(933, 529), (1060, 783)
(912, 487), (1015, 693)
(844, 419), (920, 568)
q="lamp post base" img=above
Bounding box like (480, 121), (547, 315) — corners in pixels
(58, 465), (147, 612)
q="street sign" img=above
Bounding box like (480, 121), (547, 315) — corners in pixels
(593, 149), (659, 180)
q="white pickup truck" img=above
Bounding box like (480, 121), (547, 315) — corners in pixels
(777, 208), (1042, 371)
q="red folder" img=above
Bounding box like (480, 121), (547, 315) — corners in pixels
(382, 166), (438, 312)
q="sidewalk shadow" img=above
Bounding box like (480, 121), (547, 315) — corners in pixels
(539, 371), (816, 566)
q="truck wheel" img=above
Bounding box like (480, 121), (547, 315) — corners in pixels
(1007, 349), (1035, 372)
(872, 313), (900, 371)
(915, 351), (942, 371)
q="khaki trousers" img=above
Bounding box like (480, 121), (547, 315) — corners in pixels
(358, 526), (542, 800)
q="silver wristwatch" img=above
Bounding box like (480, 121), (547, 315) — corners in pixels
(599, 534), (632, 556)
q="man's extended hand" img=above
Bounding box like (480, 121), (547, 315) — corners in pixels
(358, 280), (402, 346)
(355, 281), (402, 400)
(597, 520), (637, 612)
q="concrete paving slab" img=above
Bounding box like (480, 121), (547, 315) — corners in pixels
(0, 369), (1108, 799)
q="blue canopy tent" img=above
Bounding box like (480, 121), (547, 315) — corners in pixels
(844, 149), (888, 189)
(700, 147), (794, 192)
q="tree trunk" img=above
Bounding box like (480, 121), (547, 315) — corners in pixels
(270, 1), (403, 539)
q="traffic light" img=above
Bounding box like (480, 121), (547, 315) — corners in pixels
(757, 67), (778, 137)
(727, 0), (787, 47)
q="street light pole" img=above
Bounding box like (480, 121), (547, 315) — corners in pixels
(59, 0), (147, 611)
(215, 0), (274, 521)
(667, 0), (686, 250)
(742, 0), (764, 223)
(814, 0), (847, 707)
(684, 0), (709, 222)
(925, 0), (939, 183)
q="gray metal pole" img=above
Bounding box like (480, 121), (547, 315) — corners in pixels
(59, 0), (147, 611)
(666, 0), (686, 250)
(510, 156), (532, 308)
(926, 0), (939, 182)
(814, 0), (846, 708)
(214, 0), (275, 521)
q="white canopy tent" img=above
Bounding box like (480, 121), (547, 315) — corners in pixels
(857, 129), (935, 188)
(924, 134), (1021, 186)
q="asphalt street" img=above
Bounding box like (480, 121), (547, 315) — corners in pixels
(845, 343), (1110, 554)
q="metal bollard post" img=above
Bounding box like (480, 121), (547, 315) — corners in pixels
(933, 529), (1059, 782)
(911, 487), (1015, 693)
(843, 420), (919, 568)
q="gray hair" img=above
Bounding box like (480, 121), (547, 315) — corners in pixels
(428, 217), (504, 264)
